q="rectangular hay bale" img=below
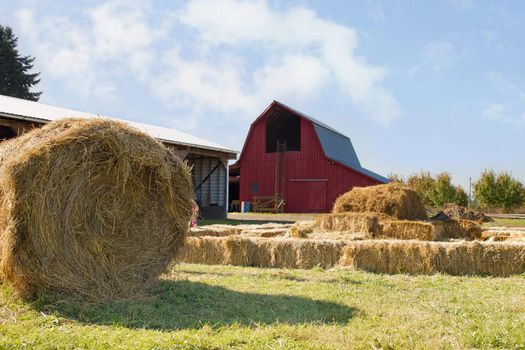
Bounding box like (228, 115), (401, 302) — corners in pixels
(432, 219), (482, 240)
(315, 212), (379, 234)
(177, 236), (525, 277)
(377, 220), (437, 241)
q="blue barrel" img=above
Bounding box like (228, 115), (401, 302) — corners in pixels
(241, 201), (251, 213)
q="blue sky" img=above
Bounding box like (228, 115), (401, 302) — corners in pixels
(1, 0), (524, 189)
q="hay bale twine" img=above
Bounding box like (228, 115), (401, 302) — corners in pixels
(0, 118), (193, 299)
(333, 183), (427, 220)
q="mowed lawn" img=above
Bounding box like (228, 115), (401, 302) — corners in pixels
(487, 217), (525, 228)
(1, 264), (524, 349)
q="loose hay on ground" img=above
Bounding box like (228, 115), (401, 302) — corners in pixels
(190, 223), (291, 238)
(177, 236), (525, 276)
(189, 225), (242, 237)
(287, 220), (316, 238)
(0, 118), (193, 300)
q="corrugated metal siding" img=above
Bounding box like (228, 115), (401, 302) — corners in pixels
(239, 117), (380, 212)
(192, 156), (227, 207)
(0, 94), (237, 154)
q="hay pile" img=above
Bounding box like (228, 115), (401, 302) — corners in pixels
(190, 225), (242, 237)
(316, 184), (483, 241)
(431, 203), (493, 223)
(482, 227), (525, 243)
(177, 236), (525, 277)
(189, 223), (291, 238)
(287, 220), (315, 238)
(333, 183), (427, 220)
(0, 118), (193, 299)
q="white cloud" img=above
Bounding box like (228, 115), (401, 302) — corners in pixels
(176, 0), (400, 124)
(15, 2), (157, 97)
(89, 2), (154, 58)
(482, 103), (525, 125)
(15, 0), (400, 125)
(365, 0), (385, 21)
(450, 0), (474, 10)
(487, 72), (525, 100)
(254, 54), (330, 99)
(421, 40), (464, 72)
(153, 48), (256, 113)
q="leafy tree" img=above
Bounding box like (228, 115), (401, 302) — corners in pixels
(406, 171), (468, 208)
(474, 170), (525, 212)
(0, 25), (41, 100)
(387, 173), (404, 183)
(496, 172), (525, 212)
(406, 171), (434, 206)
(474, 170), (499, 209)
(454, 186), (468, 207)
(427, 172), (458, 207)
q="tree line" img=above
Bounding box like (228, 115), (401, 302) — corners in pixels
(388, 170), (525, 213)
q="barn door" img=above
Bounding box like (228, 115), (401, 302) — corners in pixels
(287, 180), (327, 212)
(306, 181), (326, 211)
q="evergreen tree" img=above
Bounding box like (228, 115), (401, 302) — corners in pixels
(0, 25), (41, 101)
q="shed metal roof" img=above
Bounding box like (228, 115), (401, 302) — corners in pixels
(0, 94), (237, 156)
(274, 101), (388, 183)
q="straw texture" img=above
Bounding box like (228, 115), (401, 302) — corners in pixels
(0, 118), (193, 299)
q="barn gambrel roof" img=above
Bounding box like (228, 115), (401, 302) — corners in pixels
(255, 101), (388, 183)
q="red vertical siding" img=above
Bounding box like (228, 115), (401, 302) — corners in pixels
(239, 113), (381, 212)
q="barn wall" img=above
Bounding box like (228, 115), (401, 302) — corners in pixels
(239, 116), (380, 213)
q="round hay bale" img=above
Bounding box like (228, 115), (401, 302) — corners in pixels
(0, 118), (193, 299)
(333, 183), (427, 220)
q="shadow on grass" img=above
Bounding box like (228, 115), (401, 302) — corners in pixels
(39, 280), (356, 330)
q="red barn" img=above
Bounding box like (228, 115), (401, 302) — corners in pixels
(229, 101), (388, 213)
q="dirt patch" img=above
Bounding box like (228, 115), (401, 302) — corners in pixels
(431, 203), (493, 223)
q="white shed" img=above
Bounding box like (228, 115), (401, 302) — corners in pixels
(0, 94), (237, 218)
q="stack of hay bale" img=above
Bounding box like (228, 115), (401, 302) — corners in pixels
(315, 183), (482, 241)
(0, 118), (193, 300)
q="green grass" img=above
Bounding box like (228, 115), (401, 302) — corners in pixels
(1, 264), (525, 349)
(484, 217), (525, 227)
